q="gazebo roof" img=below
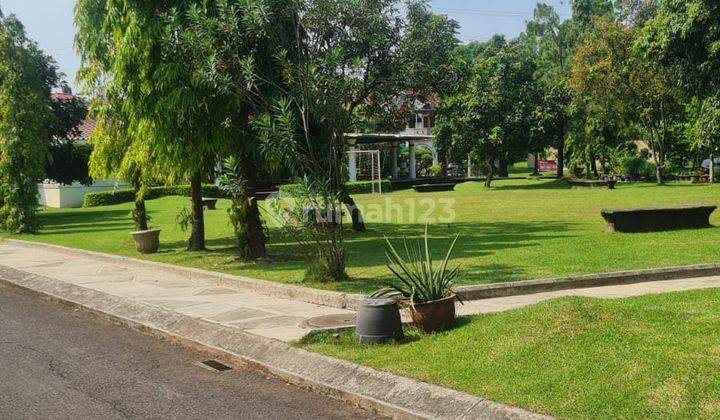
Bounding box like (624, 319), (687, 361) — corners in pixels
(346, 133), (435, 145)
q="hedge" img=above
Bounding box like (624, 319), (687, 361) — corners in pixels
(279, 180), (392, 197)
(83, 184), (221, 207)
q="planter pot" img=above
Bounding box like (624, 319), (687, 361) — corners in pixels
(407, 294), (456, 333)
(130, 229), (161, 254)
(356, 298), (404, 344)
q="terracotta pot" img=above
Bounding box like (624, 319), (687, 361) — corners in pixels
(130, 229), (161, 254)
(407, 294), (456, 333)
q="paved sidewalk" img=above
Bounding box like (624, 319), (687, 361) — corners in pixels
(3, 241), (720, 341)
(458, 275), (720, 316)
(0, 243), (351, 342)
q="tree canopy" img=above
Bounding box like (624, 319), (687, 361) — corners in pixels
(0, 10), (58, 232)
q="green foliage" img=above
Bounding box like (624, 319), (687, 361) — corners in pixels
(641, 0), (720, 94)
(436, 37), (540, 184)
(49, 94), (87, 141)
(45, 143), (93, 186)
(372, 224), (460, 304)
(270, 177), (347, 282)
(621, 156), (657, 179)
(280, 180), (392, 197)
(0, 12), (58, 233)
(428, 165), (443, 177)
(83, 184), (221, 208)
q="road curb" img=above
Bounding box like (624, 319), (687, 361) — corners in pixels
(0, 265), (549, 420)
(455, 263), (720, 300)
(4, 238), (719, 309)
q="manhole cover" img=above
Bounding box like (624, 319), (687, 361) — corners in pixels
(303, 313), (357, 329)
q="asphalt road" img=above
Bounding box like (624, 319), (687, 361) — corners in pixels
(0, 282), (376, 419)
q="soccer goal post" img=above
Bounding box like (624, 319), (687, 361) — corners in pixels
(347, 149), (383, 194)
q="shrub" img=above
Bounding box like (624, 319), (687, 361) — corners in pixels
(280, 180), (392, 196)
(83, 184), (221, 207)
(46, 143), (93, 186)
(372, 223), (460, 304)
(428, 164), (443, 177)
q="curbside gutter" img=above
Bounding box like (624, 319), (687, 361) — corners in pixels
(0, 265), (549, 420)
(4, 238), (720, 310)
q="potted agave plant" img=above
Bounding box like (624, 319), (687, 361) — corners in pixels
(372, 224), (461, 333)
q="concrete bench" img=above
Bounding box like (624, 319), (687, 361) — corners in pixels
(568, 179), (617, 189)
(601, 205), (717, 233)
(202, 197), (219, 210)
(413, 183), (456, 193)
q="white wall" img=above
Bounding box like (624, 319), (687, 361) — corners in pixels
(38, 180), (128, 208)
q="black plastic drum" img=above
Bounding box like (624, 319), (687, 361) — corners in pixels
(355, 298), (404, 344)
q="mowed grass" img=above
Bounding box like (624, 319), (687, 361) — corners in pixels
(299, 289), (720, 419)
(3, 179), (720, 294)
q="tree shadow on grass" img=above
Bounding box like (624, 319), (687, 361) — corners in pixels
(37, 210), (134, 235)
(490, 179), (570, 191)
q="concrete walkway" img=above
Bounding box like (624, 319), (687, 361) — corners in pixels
(458, 275), (720, 316)
(3, 241), (720, 342)
(0, 242), (352, 342)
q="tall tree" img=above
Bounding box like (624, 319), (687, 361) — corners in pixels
(436, 38), (539, 187)
(571, 18), (682, 184)
(641, 0), (720, 95)
(523, 3), (578, 178)
(0, 10), (58, 233)
(76, 0), (232, 251)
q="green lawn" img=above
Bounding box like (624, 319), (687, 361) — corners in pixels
(299, 289), (720, 419)
(4, 179), (720, 294)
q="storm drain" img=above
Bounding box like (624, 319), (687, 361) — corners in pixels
(196, 359), (233, 372)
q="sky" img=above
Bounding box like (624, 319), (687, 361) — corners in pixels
(0, 0), (571, 92)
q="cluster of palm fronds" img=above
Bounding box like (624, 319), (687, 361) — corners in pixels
(372, 223), (461, 304)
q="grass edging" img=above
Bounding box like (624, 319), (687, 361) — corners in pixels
(0, 265), (549, 420)
(456, 263), (720, 300)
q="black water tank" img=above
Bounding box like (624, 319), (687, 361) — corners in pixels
(355, 298), (404, 344)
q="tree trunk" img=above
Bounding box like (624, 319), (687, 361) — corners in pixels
(710, 155), (715, 184)
(556, 137), (565, 178)
(532, 152), (540, 176)
(188, 172), (206, 251)
(239, 156), (267, 259)
(342, 192), (366, 232)
(131, 173), (148, 231)
(590, 156), (599, 178)
(498, 156), (509, 178)
(484, 158), (495, 188)
(134, 199), (148, 231)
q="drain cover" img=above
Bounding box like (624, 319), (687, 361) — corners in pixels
(197, 360), (232, 372)
(302, 313), (357, 329)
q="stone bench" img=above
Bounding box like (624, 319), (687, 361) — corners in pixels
(413, 183), (456, 193)
(202, 197), (219, 210)
(568, 179), (617, 189)
(601, 205), (717, 233)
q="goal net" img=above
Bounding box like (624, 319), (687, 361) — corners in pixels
(347, 149), (383, 194)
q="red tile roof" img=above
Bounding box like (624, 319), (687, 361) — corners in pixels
(71, 119), (96, 142)
(50, 92), (75, 101)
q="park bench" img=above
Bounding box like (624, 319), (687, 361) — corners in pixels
(413, 183), (456, 193)
(568, 179), (617, 189)
(601, 205), (717, 233)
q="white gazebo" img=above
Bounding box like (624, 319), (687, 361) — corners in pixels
(346, 133), (437, 181)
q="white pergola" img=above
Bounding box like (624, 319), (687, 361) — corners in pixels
(345, 133), (437, 181)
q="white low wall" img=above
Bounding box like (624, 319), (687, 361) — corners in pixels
(38, 180), (129, 208)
